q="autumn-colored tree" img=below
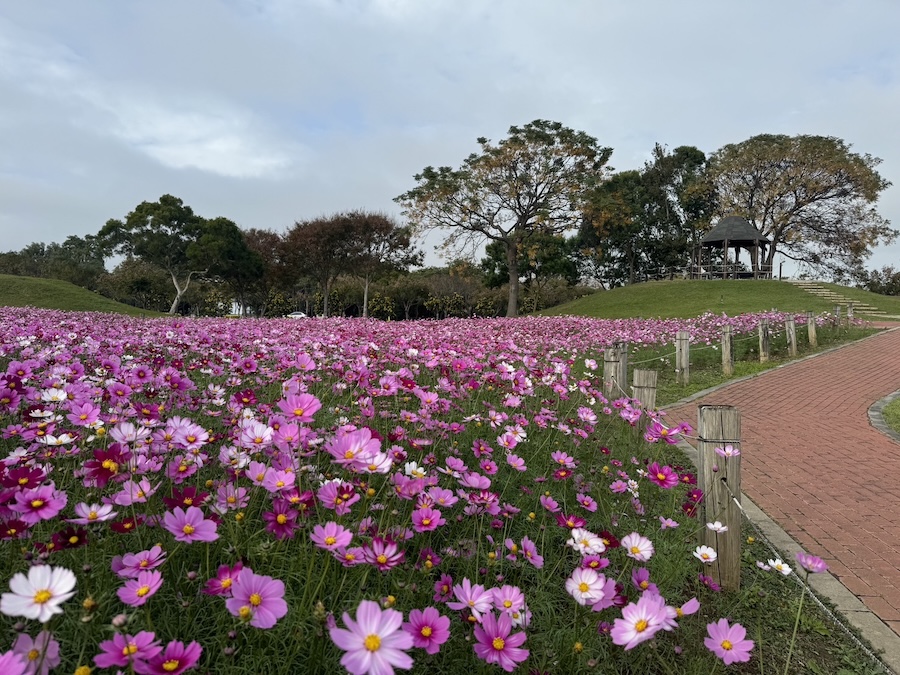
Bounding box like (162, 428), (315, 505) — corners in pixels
(396, 120), (612, 316)
(708, 134), (895, 278)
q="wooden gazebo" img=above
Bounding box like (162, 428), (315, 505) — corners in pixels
(695, 216), (772, 279)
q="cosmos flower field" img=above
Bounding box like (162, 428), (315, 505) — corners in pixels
(0, 308), (832, 674)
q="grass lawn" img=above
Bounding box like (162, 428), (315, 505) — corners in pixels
(882, 397), (900, 435)
(542, 279), (900, 319)
(0, 274), (165, 316)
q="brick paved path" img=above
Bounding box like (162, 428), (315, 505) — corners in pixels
(666, 326), (900, 636)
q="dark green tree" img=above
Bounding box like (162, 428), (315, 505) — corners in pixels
(396, 120), (613, 316)
(192, 218), (264, 316)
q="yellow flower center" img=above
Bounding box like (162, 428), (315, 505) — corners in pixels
(221, 578), (232, 589)
(276, 480), (284, 488)
(182, 524), (195, 535)
(33, 589), (52, 604)
(492, 637), (505, 651)
(657, 473), (666, 481)
(184, 498), (193, 505)
(250, 593), (262, 606)
(721, 639), (733, 651)
(239, 606), (252, 619)
(162, 659), (180, 672)
(28, 649), (40, 661)
(503, 600), (512, 608)
(364, 634), (381, 652)
(69, 535), (79, 544)
(324, 536), (336, 545)
(102, 459), (118, 473)
(376, 554), (387, 564)
(88, 511), (98, 520)
(123, 643), (139, 655)
(293, 408), (305, 417)
(630, 546), (641, 555)
(276, 514), (288, 524)
(421, 626), (433, 637)
(177, 465), (187, 473)
(634, 619), (649, 633)
(30, 499), (44, 509)
(676, 608), (684, 617)
(136, 585), (151, 597)
(578, 582), (589, 593)
(422, 518), (431, 526)
(18, 477), (28, 485)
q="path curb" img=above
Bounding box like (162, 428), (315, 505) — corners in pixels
(669, 324), (900, 673)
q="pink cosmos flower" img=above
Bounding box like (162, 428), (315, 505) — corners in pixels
(610, 592), (669, 650)
(433, 574), (453, 603)
(364, 538), (405, 571)
(311, 522), (353, 551)
(162, 506), (218, 543)
(631, 568), (658, 594)
(621, 532), (654, 562)
(68, 502), (117, 524)
(118, 570), (163, 607)
(133, 640), (202, 675)
(402, 606), (451, 655)
(472, 611), (529, 672)
(659, 516), (679, 529)
(113, 545), (167, 578)
(491, 585), (526, 615)
(646, 462), (679, 489)
(411, 507), (445, 533)
(796, 552), (829, 574)
(506, 454), (527, 471)
(276, 392), (322, 423)
(539, 494), (560, 512)
(704, 619), (754, 665)
(12, 631), (59, 675)
(447, 578), (493, 621)
(0, 650), (26, 674)
(225, 569), (288, 629)
(575, 492), (598, 512)
(10, 483), (67, 524)
(520, 536), (543, 569)
(329, 600), (414, 675)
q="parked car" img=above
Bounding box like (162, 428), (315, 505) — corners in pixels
(285, 311), (308, 319)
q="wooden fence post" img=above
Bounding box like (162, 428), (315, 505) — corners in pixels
(615, 341), (629, 398)
(698, 404), (742, 591)
(632, 369), (658, 410)
(807, 311), (817, 348)
(833, 304), (841, 327)
(721, 325), (734, 377)
(675, 331), (690, 386)
(758, 318), (770, 363)
(785, 316), (797, 357)
(847, 302), (854, 325)
(603, 344), (620, 400)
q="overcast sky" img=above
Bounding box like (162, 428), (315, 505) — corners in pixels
(2, 0), (899, 272)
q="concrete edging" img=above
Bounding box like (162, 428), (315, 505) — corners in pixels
(869, 389), (900, 445)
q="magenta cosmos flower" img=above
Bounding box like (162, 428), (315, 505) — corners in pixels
(411, 507), (445, 533)
(0, 650), (26, 675)
(402, 606), (451, 655)
(162, 506), (218, 543)
(94, 631), (162, 669)
(705, 619), (754, 665)
(117, 570), (163, 607)
(473, 611), (529, 672)
(133, 640), (202, 675)
(225, 568), (287, 629)
(329, 600), (414, 675)
(647, 462), (679, 489)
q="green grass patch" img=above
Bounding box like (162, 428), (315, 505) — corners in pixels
(882, 397), (900, 435)
(542, 279), (900, 320)
(0, 274), (165, 316)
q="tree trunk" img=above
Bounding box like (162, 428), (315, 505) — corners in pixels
(362, 274), (370, 319)
(322, 279), (331, 318)
(505, 241), (519, 317)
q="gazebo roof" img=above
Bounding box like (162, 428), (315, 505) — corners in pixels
(701, 216), (770, 246)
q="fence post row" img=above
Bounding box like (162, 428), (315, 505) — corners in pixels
(631, 369), (658, 410)
(758, 318), (770, 363)
(785, 316), (797, 357)
(698, 404), (742, 591)
(675, 330), (690, 386)
(807, 311), (817, 349)
(721, 325), (734, 377)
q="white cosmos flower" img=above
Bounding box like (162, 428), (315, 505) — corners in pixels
(1, 565), (77, 622)
(693, 545), (718, 564)
(706, 521), (729, 533)
(768, 559), (792, 576)
(566, 528), (607, 556)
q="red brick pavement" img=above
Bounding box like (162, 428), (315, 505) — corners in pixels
(666, 326), (900, 636)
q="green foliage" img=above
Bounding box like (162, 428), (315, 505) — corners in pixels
(882, 398), (900, 435)
(857, 265), (900, 296)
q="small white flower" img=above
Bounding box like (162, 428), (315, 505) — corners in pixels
(706, 521), (729, 533)
(693, 545), (718, 564)
(768, 559), (792, 575)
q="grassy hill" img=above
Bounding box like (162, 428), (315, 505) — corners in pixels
(541, 279), (900, 319)
(0, 274), (165, 317)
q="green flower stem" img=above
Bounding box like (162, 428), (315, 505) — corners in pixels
(783, 572), (808, 675)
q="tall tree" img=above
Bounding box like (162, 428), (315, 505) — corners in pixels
(192, 218), (263, 315)
(708, 134), (895, 278)
(98, 195), (207, 314)
(396, 120), (612, 316)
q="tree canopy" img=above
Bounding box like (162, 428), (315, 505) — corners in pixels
(708, 134), (896, 278)
(396, 119), (613, 316)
